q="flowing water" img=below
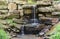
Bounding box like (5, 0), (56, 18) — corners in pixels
(21, 25), (24, 36)
(31, 5), (39, 26)
(12, 35), (38, 39)
(20, 5), (39, 39)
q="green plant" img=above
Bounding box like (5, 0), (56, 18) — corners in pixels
(54, 0), (60, 1)
(0, 29), (10, 39)
(50, 32), (60, 39)
(50, 23), (60, 39)
(5, 19), (16, 26)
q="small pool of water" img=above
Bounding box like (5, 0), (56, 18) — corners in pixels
(12, 35), (39, 39)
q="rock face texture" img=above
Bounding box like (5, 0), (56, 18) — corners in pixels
(0, 0), (60, 38)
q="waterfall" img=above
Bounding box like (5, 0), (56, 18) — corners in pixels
(21, 25), (24, 36)
(31, 5), (39, 26)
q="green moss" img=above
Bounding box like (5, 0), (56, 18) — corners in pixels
(28, 0), (36, 4)
(0, 1), (7, 5)
(5, 19), (16, 26)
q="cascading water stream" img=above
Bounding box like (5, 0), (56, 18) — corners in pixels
(31, 5), (39, 26)
(20, 5), (39, 39)
(20, 20), (26, 38)
(33, 5), (35, 23)
(21, 25), (24, 36)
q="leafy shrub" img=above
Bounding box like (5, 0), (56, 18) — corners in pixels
(50, 23), (60, 39)
(0, 29), (10, 39)
(50, 32), (60, 39)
